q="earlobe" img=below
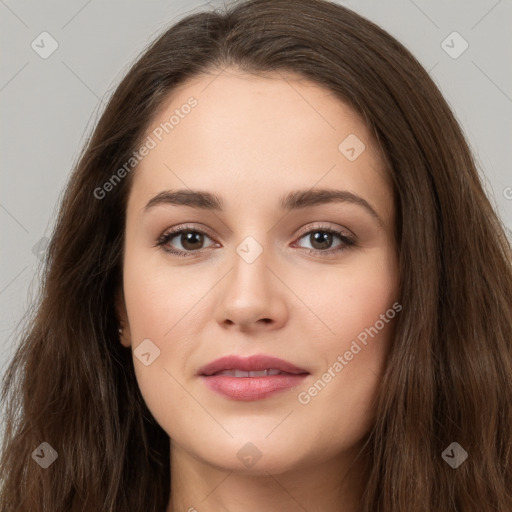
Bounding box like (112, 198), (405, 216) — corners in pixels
(118, 325), (131, 348)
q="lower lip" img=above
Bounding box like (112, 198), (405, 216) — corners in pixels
(200, 374), (309, 401)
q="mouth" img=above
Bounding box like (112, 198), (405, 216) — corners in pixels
(210, 369), (291, 377)
(198, 354), (310, 401)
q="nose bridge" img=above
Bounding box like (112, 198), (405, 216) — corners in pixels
(229, 233), (272, 299)
(214, 231), (288, 329)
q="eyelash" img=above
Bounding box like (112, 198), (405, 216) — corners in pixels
(155, 223), (356, 258)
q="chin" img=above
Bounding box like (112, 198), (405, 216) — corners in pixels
(190, 438), (313, 475)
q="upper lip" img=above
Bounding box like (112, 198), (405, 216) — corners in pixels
(198, 354), (309, 376)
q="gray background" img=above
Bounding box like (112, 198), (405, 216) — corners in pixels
(1, 0), (511, 389)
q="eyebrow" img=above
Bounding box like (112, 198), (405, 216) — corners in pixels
(143, 188), (384, 226)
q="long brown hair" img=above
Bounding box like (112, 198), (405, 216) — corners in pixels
(1, 0), (511, 510)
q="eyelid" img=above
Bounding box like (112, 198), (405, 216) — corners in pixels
(161, 222), (218, 241)
(294, 221), (354, 239)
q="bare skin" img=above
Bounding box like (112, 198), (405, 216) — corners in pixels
(116, 67), (399, 512)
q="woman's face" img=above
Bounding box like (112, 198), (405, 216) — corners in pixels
(118, 68), (399, 474)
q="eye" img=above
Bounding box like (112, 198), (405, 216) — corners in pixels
(293, 224), (356, 256)
(156, 225), (217, 257)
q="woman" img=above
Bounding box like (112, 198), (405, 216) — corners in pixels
(1, 0), (511, 510)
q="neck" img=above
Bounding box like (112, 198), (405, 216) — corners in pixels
(166, 441), (368, 512)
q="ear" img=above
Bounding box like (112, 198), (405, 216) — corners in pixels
(115, 287), (132, 348)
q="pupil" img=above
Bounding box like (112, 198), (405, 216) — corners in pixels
(312, 231), (332, 249)
(182, 231), (203, 250)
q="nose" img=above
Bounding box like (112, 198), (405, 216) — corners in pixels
(213, 244), (289, 332)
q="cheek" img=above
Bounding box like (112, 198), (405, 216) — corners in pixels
(121, 252), (213, 437)
(122, 247), (208, 340)
(294, 250), (398, 434)
(294, 317), (395, 457)
(302, 246), (398, 345)
(122, 275), (197, 441)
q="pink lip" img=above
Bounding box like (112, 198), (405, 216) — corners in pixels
(198, 354), (309, 401)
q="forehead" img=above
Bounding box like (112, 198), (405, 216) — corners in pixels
(127, 68), (392, 221)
